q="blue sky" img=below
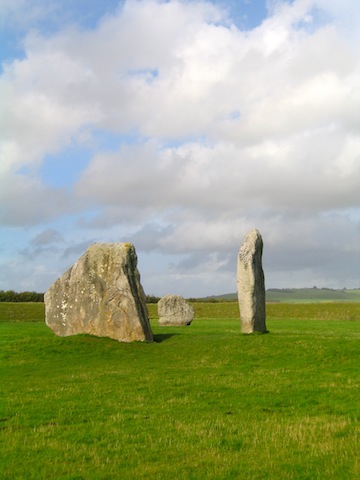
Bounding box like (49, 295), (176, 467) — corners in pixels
(0, 0), (359, 297)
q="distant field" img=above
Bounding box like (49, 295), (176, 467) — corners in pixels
(266, 288), (360, 303)
(1, 302), (360, 479)
(209, 288), (360, 303)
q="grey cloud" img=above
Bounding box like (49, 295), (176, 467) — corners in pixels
(0, 175), (82, 227)
(77, 206), (144, 229)
(19, 245), (60, 261)
(62, 239), (97, 259)
(125, 223), (175, 252)
(173, 252), (234, 274)
(31, 228), (63, 246)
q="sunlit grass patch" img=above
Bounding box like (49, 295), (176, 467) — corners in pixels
(1, 302), (360, 479)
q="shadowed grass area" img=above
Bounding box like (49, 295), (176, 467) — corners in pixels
(1, 302), (360, 479)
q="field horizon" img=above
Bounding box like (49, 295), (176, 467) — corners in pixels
(202, 287), (360, 303)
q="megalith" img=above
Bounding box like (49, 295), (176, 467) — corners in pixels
(158, 295), (194, 326)
(45, 242), (153, 342)
(237, 229), (267, 334)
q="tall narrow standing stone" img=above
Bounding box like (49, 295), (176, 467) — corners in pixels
(237, 229), (267, 334)
(45, 242), (153, 342)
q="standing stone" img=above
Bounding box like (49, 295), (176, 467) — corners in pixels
(237, 229), (267, 334)
(45, 242), (153, 342)
(158, 295), (194, 326)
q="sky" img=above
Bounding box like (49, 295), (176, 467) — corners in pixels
(0, 0), (359, 298)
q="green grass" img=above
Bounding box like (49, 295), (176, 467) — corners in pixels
(0, 301), (45, 322)
(1, 302), (360, 479)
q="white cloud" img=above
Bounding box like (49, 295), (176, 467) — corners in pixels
(1, 0), (359, 294)
(76, 130), (359, 216)
(0, 0), (53, 29)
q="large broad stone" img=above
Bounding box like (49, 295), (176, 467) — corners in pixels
(237, 229), (267, 334)
(158, 295), (194, 326)
(45, 242), (153, 342)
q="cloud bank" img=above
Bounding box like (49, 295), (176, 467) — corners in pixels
(0, 0), (359, 296)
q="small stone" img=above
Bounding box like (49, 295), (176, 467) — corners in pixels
(237, 229), (267, 334)
(158, 295), (194, 326)
(45, 242), (153, 342)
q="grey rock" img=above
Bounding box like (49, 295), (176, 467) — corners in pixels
(45, 242), (153, 342)
(237, 229), (267, 333)
(158, 294), (194, 326)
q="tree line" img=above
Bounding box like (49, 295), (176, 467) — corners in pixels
(0, 290), (44, 302)
(1, 291), (158, 303)
(0, 291), (221, 303)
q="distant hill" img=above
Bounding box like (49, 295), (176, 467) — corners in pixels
(203, 288), (360, 303)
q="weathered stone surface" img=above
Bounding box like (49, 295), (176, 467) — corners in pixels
(45, 242), (153, 342)
(158, 295), (194, 326)
(237, 229), (267, 334)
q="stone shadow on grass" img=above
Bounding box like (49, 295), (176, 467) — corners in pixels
(153, 333), (178, 343)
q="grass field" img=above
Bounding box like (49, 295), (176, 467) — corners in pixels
(266, 288), (360, 303)
(211, 288), (360, 303)
(1, 302), (360, 479)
